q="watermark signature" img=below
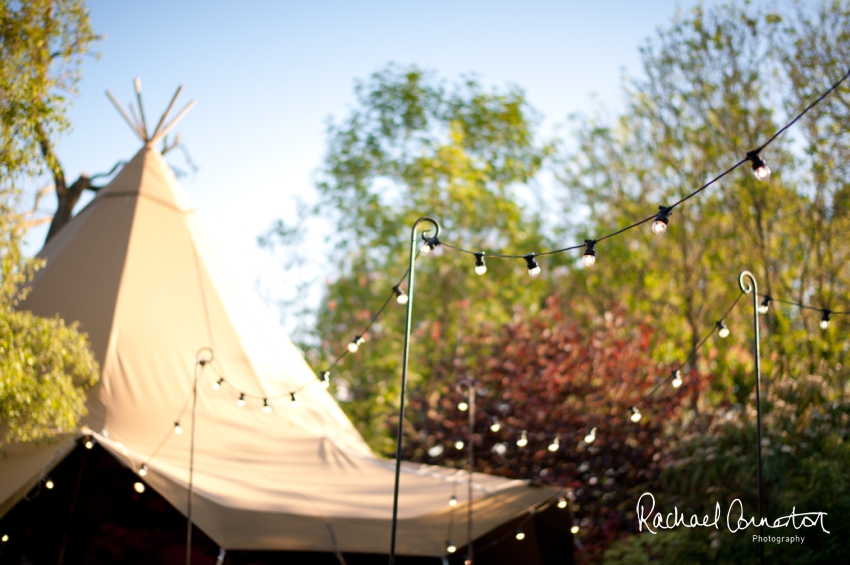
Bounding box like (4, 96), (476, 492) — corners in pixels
(636, 493), (829, 539)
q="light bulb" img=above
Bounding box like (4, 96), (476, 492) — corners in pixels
(212, 378), (223, 391)
(455, 440), (464, 450)
(747, 151), (771, 181)
(490, 421), (501, 432)
(174, 422), (183, 434)
(630, 407), (642, 423)
(584, 427), (597, 444)
(290, 392), (300, 406)
(85, 439), (94, 449)
(671, 370), (683, 388)
(421, 242), (431, 254)
(134, 482), (145, 494)
(458, 401), (468, 411)
(1, 534), (8, 542)
(45, 479), (54, 490)
(716, 320), (729, 338)
(758, 296), (771, 315)
(139, 464), (148, 477)
(515, 530), (525, 541)
(236, 393), (246, 407)
(449, 495), (458, 507)
(557, 498), (567, 509)
(548, 437), (560, 452)
(421, 237), (440, 254)
(582, 240), (597, 267)
(652, 206), (671, 234)
(570, 525), (580, 534)
(393, 285), (408, 305)
(262, 399), (272, 413)
(446, 542), (457, 553)
(516, 431), (528, 447)
(348, 335), (365, 353)
(820, 310), (831, 330)
(523, 254), (541, 277)
(474, 252), (487, 275)
(320, 371), (331, 388)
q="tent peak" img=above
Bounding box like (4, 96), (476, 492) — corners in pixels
(105, 79), (195, 146)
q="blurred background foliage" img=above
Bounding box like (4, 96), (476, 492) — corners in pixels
(260, 1), (850, 562)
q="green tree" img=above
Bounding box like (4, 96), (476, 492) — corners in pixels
(0, 0), (100, 443)
(262, 64), (557, 451)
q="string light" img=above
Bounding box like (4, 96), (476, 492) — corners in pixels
(474, 252), (487, 275)
(84, 436), (94, 449)
(236, 393), (246, 407)
(548, 436), (560, 452)
(716, 320), (730, 338)
(820, 310), (831, 330)
(320, 371), (331, 388)
(393, 285), (409, 305)
(557, 497), (568, 509)
(455, 440), (464, 450)
(421, 236), (440, 254)
(629, 406), (642, 423)
(652, 206), (672, 235)
(347, 335), (365, 353)
(45, 479), (54, 490)
(582, 240), (597, 267)
(758, 296), (771, 314)
(262, 398), (272, 413)
(1, 534), (8, 543)
(570, 525), (580, 535)
(134, 482), (146, 494)
(458, 401), (469, 411)
(516, 430), (528, 447)
(515, 529), (526, 541)
(523, 253), (541, 277)
(212, 377), (224, 390)
(584, 427), (597, 444)
(174, 422), (183, 434)
(747, 150), (771, 181)
(446, 541), (457, 553)
(671, 370), (683, 388)
(490, 420), (501, 432)
(290, 392), (300, 406)
(449, 495), (458, 507)
(139, 464), (148, 477)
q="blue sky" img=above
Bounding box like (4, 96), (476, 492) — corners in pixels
(25, 0), (721, 319)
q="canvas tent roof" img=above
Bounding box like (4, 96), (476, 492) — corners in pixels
(0, 143), (555, 556)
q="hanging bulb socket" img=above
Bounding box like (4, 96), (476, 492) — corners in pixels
(820, 310), (831, 330)
(474, 252), (487, 275)
(212, 377), (224, 391)
(584, 427), (597, 444)
(716, 320), (730, 338)
(139, 463), (148, 477)
(747, 150), (771, 181)
(455, 440), (464, 450)
(446, 541), (457, 553)
(449, 495), (458, 507)
(515, 529), (526, 541)
(236, 393), (246, 407)
(262, 398), (272, 413)
(671, 369), (683, 388)
(320, 370), (331, 388)
(548, 436), (560, 452)
(582, 240), (597, 267)
(629, 406), (642, 423)
(174, 421), (183, 434)
(84, 436), (94, 449)
(557, 497), (568, 509)
(421, 236), (441, 254)
(348, 335), (365, 353)
(523, 253), (541, 277)
(393, 285), (408, 305)
(758, 295), (771, 315)
(652, 206), (672, 235)
(290, 392), (299, 405)
(490, 420), (501, 432)
(458, 401), (469, 412)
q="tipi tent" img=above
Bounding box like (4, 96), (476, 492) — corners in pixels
(0, 91), (558, 559)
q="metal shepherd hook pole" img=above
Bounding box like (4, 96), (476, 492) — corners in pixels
(389, 216), (440, 565)
(738, 271), (764, 565)
(456, 379), (476, 565)
(188, 346), (214, 565)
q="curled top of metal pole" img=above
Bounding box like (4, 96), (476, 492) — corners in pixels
(196, 346), (215, 366)
(412, 216), (441, 241)
(739, 271), (757, 295)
